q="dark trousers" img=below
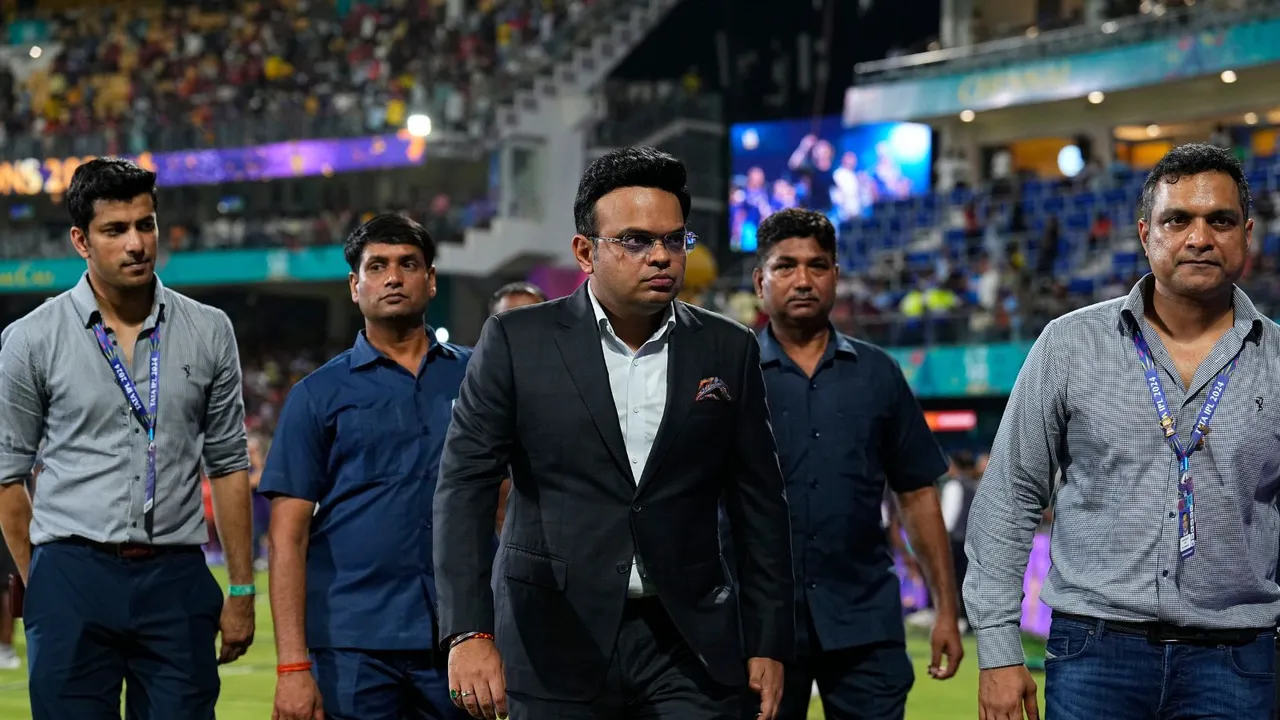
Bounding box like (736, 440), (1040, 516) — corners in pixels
(773, 601), (913, 720)
(508, 597), (743, 719)
(24, 540), (222, 720)
(1045, 616), (1275, 719)
(311, 648), (471, 720)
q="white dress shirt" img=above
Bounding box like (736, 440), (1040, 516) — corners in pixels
(588, 284), (675, 597)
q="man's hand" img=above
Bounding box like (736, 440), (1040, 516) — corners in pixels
(747, 657), (784, 720)
(272, 670), (325, 720)
(927, 613), (964, 679)
(448, 637), (507, 719)
(978, 665), (1039, 720)
(218, 594), (256, 664)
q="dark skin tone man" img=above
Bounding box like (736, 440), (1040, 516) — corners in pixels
(752, 207), (962, 720)
(269, 218), (440, 720)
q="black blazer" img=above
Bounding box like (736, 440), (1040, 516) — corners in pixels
(433, 282), (795, 701)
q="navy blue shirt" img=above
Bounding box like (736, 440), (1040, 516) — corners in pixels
(760, 326), (947, 651)
(259, 329), (471, 651)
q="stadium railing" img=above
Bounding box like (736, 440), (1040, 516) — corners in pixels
(854, 0), (1280, 81)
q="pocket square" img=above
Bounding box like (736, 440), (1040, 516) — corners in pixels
(695, 377), (731, 402)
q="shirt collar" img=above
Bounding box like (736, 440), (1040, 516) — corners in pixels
(586, 280), (675, 344)
(69, 272), (166, 329)
(1118, 273), (1263, 343)
(349, 326), (453, 371)
(759, 323), (858, 366)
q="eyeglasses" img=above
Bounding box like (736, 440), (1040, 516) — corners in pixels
(590, 230), (697, 255)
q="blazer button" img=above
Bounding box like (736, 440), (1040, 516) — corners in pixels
(616, 561), (630, 574)
(632, 504), (642, 513)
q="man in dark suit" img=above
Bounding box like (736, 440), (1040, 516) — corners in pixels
(434, 146), (795, 720)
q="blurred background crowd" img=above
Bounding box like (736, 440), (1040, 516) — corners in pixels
(2, 0), (1279, 715)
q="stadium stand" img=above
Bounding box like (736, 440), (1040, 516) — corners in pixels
(0, 0), (608, 158)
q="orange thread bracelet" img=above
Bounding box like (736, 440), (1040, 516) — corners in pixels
(277, 662), (313, 675)
(449, 632), (494, 649)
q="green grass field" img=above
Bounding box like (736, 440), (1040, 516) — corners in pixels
(0, 568), (1046, 719)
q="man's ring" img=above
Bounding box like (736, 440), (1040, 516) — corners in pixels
(450, 689), (459, 699)
(460, 691), (473, 697)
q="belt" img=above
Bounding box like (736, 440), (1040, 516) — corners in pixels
(52, 536), (202, 559)
(1055, 612), (1273, 647)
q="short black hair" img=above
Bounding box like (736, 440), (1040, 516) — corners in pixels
(755, 208), (838, 266)
(489, 281), (547, 314)
(1139, 143), (1251, 222)
(573, 146), (691, 236)
(66, 157), (158, 232)
(343, 213), (436, 272)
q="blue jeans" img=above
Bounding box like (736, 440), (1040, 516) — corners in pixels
(1044, 616), (1275, 720)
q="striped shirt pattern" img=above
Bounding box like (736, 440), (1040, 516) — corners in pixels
(0, 274), (250, 546)
(964, 276), (1280, 669)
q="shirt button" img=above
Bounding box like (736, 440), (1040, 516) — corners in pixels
(807, 580), (817, 589)
(631, 457), (638, 464)
(131, 522), (137, 528)
(811, 430), (820, 439)
(809, 480), (819, 489)
(1162, 570), (1169, 578)
(809, 532), (818, 541)
(810, 382), (817, 390)
(135, 476), (140, 482)
(616, 561), (629, 574)
(134, 428), (140, 434)
(632, 360), (639, 367)
(1168, 511), (1175, 519)
(633, 408), (639, 414)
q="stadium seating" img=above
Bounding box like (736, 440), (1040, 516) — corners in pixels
(0, 0), (601, 158)
(824, 152), (1280, 335)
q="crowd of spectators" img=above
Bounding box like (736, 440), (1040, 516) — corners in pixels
(0, 190), (497, 260)
(705, 157), (1280, 346)
(0, 0), (604, 159)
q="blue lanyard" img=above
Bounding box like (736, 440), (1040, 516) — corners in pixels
(1130, 328), (1240, 559)
(92, 322), (161, 519)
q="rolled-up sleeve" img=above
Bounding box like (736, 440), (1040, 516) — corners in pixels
(201, 311), (250, 478)
(0, 322), (46, 484)
(964, 320), (1065, 669)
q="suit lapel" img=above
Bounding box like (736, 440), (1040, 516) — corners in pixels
(638, 302), (703, 490)
(554, 285), (635, 485)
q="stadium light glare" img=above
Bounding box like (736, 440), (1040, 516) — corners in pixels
(435, 327), (450, 343)
(1146, 124), (1160, 137)
(1220, 70), (1237, 84)
(1087, 91), (1105, 104)
(1244, 112), (1259, 125)
(959, 110), (975, 123)
(1058, 145), (1085, 178)
(407, 113), (433, 138)
(28, 46), (41, 59)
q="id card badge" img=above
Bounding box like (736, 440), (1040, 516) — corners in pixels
(1177, 468), (1197, 559)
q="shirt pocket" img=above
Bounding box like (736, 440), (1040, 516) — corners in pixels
(334, 406), (419, 482)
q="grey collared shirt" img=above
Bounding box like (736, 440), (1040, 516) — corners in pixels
(0, 274), (249, 546)
(964, 275), (1280, 670)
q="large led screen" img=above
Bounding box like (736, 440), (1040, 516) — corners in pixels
(729, 118), (933, 251)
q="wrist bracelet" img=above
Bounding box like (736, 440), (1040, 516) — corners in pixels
(449, 631), (495, 650)
(277, 661), (313, 675)
(228, 584), (256, 597)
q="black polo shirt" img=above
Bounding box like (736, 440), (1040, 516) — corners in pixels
(759, 325), (947, 651)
